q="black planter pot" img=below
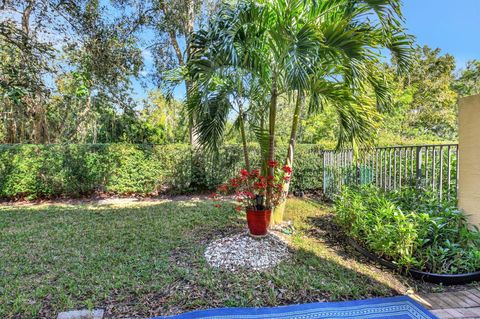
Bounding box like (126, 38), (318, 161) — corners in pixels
(348, 238), (480, 285)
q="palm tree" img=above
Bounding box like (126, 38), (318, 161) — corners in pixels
(187, 59), (268, 171)
(188, 0), (412, 221)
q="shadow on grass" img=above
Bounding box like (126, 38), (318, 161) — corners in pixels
(303, 205), (453, 296)
(0, 198), (406, 319)
(305, 211), (358, 258)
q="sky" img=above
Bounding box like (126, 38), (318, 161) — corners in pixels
(132, 0), (480, 101)
(402, 0), (480, 69)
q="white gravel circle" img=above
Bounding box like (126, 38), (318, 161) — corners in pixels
(204, 232), (290, 271)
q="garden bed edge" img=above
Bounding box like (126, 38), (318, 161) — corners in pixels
(348, 238), (480, 285)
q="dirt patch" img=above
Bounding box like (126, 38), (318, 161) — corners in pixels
(0, 194), (212, 207)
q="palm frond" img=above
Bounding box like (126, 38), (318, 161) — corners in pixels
(335, 97), (380, 152)
(187, 0), (413, 155)
(251, 124), (270, 172)
(284, 23), (319, 90)
(385, 30), (414, 74)
(189, 85), (231, 153)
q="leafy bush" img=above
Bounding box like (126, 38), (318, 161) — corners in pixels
(0, 143), (323, 199)
(334, 186), (480, 274)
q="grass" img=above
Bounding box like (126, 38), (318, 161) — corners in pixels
(1, 197), (423, 318)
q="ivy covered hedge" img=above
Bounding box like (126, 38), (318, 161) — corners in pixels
(0, 143), (324, 199)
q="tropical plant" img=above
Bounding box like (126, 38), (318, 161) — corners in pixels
(188, 0), (413, 220)
(186, 67), (267, 170)
(213, 162), (293, 211)
(334, 186), (480, 274)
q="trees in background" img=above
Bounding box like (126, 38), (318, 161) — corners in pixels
(0, 0), (145, 143)
(453, 60), (480, 98)
(365, 46), (458, 142)
(140, 91), (188, 144)
(379, 46), (478, 143)
(148, 0), (218, 144)
(296, 47), (480, 145)
(0, 1), (479, 147)
(397, 46), (457, 139)
(0, 17), (55, 143)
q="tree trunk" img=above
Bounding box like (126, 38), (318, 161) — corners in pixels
(272, 90), (304, 224)
(285, 90), (303, 188)
(185, 0), (196, 147)
(160, 1), (197, 146)
(185, 0), (195, 35)
(238, 105), (250, 171)
(266, 72), (277, 208)
(259, 109), (267, 174)
(76, 94), (92, 143)
(6, 103), (16, 143)
(185, 80), (197, 146)
(32, 96), (46, 143)
(183, 1), (206, 190)
(21, 0), (34, 37)
(169, 30), (185, 66)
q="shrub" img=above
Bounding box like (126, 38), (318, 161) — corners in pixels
(0, 143), (324, 199)
(334, 185), (480, 274)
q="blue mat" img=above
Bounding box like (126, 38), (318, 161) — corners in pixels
(153, 296), (437, 319)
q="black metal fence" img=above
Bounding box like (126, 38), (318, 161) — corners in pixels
(323, 144), (459, 200)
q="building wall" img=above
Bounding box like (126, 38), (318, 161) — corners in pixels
(458, 94), (480, 226)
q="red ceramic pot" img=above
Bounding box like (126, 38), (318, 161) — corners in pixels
(246, 208), (271, 237)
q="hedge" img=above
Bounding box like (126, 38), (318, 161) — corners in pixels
(0, 143), (324, 199)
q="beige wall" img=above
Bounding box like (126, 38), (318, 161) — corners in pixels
(458, 94), (480, 226)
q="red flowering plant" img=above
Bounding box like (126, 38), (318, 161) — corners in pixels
(212, 161), (293, 212)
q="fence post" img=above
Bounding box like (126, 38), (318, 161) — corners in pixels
(356, 155), (360, 186)
(416, 146), (423, 188)
(321, 143), (457, 200)
(322, 151), (326, 195)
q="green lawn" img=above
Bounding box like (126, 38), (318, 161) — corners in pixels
(1, 197), (417, 319)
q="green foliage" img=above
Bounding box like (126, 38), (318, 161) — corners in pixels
(0, 143), (323, 199)
(303, 47), (478, 147)
(189, 0), (413, 155)
(334, 186), (480, 274)
(380, 46), (458, 141)
(286, 145), (324, 191)
(0, 1), (147, 144)
(139, 91), (189, 144)
(1, 0), (476, 149)
(453, 60), (480, 97)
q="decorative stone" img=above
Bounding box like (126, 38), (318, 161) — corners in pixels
(57, 309), (104, 319)
(204, 232), (290, 271)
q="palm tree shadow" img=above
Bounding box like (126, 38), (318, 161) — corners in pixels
(281, 246), (401, 303)
(304, 212), (358, 259)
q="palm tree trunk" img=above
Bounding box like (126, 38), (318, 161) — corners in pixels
(185, 0), (196, 147)
(260, 110), (267, 174)
(272, 90), (304, 224)
(238, 105), (251, 171)
(285, 90), (303, 185)
(266, 73), (278, 208)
